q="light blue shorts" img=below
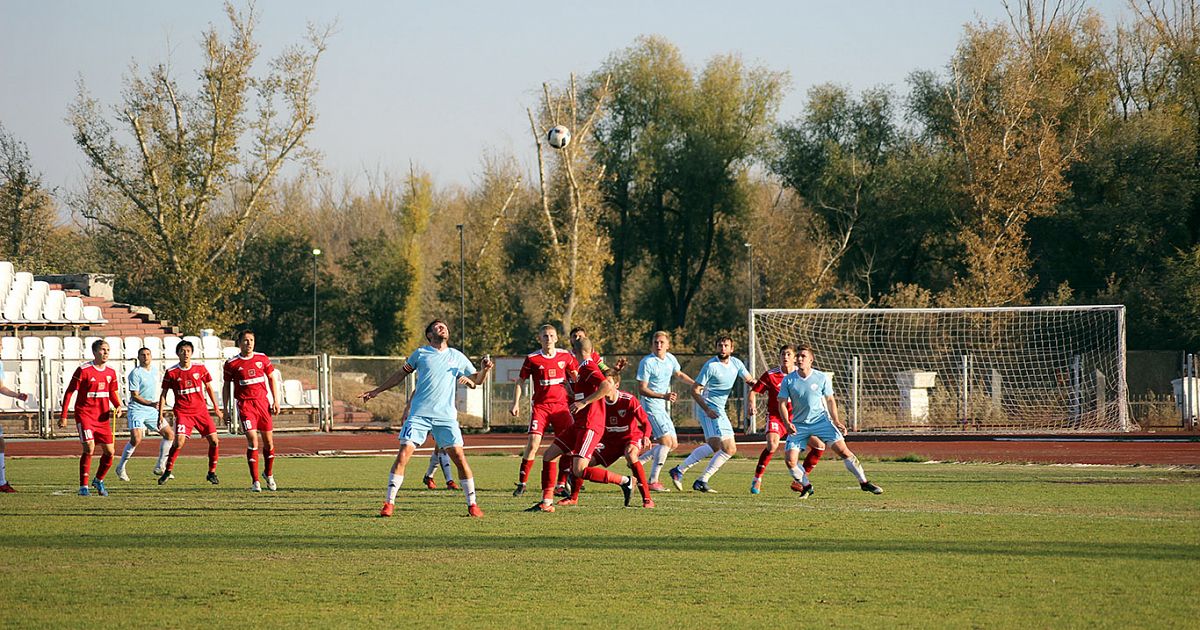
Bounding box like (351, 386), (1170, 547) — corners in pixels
(398, 415), (463, 448)
(646, 406), (676, 440)
(785, 416), (843, 451)
(697, 404), (734, 439)
(127, 412), (162, 433)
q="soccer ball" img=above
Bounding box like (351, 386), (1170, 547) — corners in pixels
(547, 125), (571, 150)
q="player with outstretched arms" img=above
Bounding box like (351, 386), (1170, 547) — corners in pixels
(635, 330), (695, 491)
(157, 339), (225, 485)
(223, 330), (281, 492)
(559, 368), (655, 508)
(669, 336), (756, 493)
(748, 344), (826, 494)
(509, 324), (577, 497)
(525, 335), (635, 513)
(59, 339), (123, 496)
(776, 343), (882, 497)
(115, 347), (174, 482)
(0, 362), (31, 492)
(361, 319), (493, 518)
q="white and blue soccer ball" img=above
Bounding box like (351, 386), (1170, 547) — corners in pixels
(547, 125), (571, 150)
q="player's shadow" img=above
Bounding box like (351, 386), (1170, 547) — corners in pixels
(0, 532), (1194, 562)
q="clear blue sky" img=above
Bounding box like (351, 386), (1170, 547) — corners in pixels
(0, 0), (1133, 196)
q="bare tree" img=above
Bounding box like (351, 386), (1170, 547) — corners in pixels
(0, 124), (57, 268)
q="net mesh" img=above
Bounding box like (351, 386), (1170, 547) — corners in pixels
(749, 307), (1130, 432)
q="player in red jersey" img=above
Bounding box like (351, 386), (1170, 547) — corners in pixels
(525, 335), (634, 512)
(157, 339), (224, 485)
(509, 324), (577, 497)
(59, 339), (122, 496)
(747, 344), (825, 494)
(222, 330), (281, 492)
(559, 368), (655, 508)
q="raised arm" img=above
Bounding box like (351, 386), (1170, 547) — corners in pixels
(361, 365), (412, 402)
(469, 356), (494, 387)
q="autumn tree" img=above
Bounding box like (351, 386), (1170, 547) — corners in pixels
(0, 123), (61, 270)
(69, 2), (329, 332)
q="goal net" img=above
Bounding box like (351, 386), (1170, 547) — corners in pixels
(748, 306), (1130, 433)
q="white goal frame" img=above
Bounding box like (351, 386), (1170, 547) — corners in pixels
(748, 306), (1130, 433)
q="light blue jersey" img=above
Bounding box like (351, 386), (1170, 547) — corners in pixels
(779, 369), (834, 425)
(694, 355), (750, 412)
(126, 365), (160, 427)
(404, 345), (476, 420)
(636, 352), (681, 414)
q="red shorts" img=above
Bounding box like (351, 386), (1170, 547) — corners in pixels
(238, 398), (273, 433)
(76, 417), (114, 445)
(765, 416), (793, 436)
(175, 410), (217, 437)
(593, 435), (636, 468)
(554, 421), (604, 461)
(528, 403), (572, 436)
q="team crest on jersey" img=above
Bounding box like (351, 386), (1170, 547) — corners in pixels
(557, 361), (565, 369)
(810, 383), (819, 391)
(617, 409), (626, 417)
(255, 361), (262, 369)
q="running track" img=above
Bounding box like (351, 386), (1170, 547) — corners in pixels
(6, 432), (1199, 465)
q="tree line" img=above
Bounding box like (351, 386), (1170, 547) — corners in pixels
(2, 1), (1199, 356)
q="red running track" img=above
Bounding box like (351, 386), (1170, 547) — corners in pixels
(6, 432), (1199, 465)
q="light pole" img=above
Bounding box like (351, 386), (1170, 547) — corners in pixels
(744, 242), (754, 311)
(311, 248), (321, 354)
(456, 224), (465, 352)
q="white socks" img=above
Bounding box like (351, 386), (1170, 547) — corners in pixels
(844, 456), (867, 483)
(678, 444), (714, 472)
(438, 452), (453, 481)
(118, 443), (136, 470)
(789, 465), (809, 486)
(385, 474), (404, 503)
(650, 445), (670, 482)
(156, 439), (172, 471)
(699, 451), (732, 482)
(638, 444), (657, 465)
(424, 454), (439, 478)
(0, 452), (6, 485)
(461, 478), (476, 506)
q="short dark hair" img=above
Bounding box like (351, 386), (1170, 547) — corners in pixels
(138, 347), (151, 355)
(796, 343), (814, 357)
(569, 326), (586, 337)
(779, 344), (797, 356)
(91, 339), (107, 354)
(177, 339), (194, 353)
(715, 335), (733, 346)
(237, 329), (255, 342)
(425, 319), (448, 336)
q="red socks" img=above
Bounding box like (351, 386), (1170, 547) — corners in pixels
(264, 448), (275, 476)
(754, 447), (773, 479)
(208, 443), (219, 473)
(541, 460), (558, 501)
(79, 452), (92, 486)
(631, 461), (651, 501)
(95, 451), (113, 481)
(247, 448), (260, 481)
(581, 466), (624, 485)
(803, 447), (824, 473)
(519, 458), (534, 484)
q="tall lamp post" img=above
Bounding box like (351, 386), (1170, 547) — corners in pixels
(456, 225), (465, 352)
(311, 248), (321, 354)
(744, 242), (754, 311)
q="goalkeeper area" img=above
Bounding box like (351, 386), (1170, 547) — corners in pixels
(0, 455), (1196, 626)
(750, 306), (1129, 433)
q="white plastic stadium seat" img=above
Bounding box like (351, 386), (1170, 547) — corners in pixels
(163, 336), (180, 360)
(17, 361), (39, 409)
(81, 305), (104, 323)
(62, 337), (83, 360)
(182, 336), (202, 358)
(282, 379), (304, 407)
(40, 336), (63, 360)
(20, 336), (41, 360)
(103, 336), (124, 361)
(0, 261), (13, 285)
(10, 272), (32, 293)
(201, 335), (222, 359)
(222, 345), (239, 360)
(42, 290), (66, 322)
(304, 389), (319, 407)
(143, 336), (164, 360)
(3, 296), (24, 323)
(123, 336), (143, 360)
(0, 337), (18, 361)
(0, 369), (18, 411)
(62, 296), (84, 323)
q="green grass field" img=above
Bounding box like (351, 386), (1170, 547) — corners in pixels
(1, 455), (1197, 628)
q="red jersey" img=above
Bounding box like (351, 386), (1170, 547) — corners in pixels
(62, 362), (121, 417)
(603, 391), (651, 441)
(518, 349), (577, 406)
(223, 352), (275, 402)
(569, 359), (608, 427)
(163, 363), (214, 415)
(751, 367), (793, 421)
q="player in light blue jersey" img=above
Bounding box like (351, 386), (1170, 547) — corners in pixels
(669, 335), (757, 493)
(776, 343), (882, 497)
(116, 347), (175, 481)
(361, 319), (494, 518)
(0, 362), (31, 492)
(635, 331), (695, 491)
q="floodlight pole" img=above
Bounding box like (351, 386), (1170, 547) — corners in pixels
(745, 242), (754, 310)
(311, 248), (322, 354)
(457, 225), (466, 352)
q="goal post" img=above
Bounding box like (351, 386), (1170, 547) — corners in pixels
(748, 306), (1131, 433)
